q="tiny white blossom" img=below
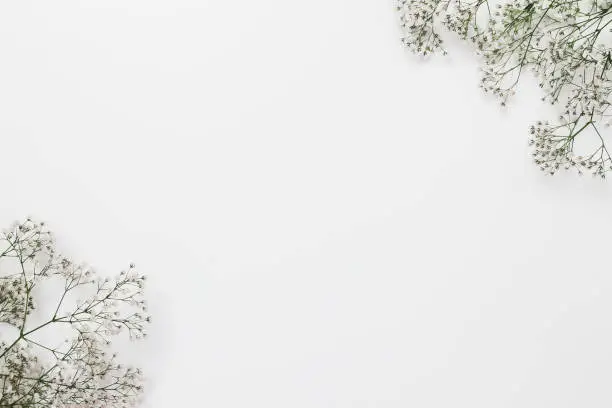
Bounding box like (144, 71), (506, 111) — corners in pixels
(0, 219), (151, 407)
(397, 0), (612, 177)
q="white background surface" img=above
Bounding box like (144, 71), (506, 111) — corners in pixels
(1, 1), (612, 407)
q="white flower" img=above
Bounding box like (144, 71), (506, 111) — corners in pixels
(398, 0), (612, 178)
(0, 218), (150, 408)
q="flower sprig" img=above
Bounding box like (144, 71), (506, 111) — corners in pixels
(0, 218), (150, 408)
(397, 0), (612, 178)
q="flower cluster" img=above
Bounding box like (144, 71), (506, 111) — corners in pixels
(0, 218), (150, 408)
(397, 0), (612, 178)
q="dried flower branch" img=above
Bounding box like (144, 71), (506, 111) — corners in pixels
(0, 218), (150, 408)
(397, 0), (612, 177)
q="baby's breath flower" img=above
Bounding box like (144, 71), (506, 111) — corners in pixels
(0, 219), (150, 407)
(397, 0), (612, 177)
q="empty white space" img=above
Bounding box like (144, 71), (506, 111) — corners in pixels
(1, 1), (612, 407)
